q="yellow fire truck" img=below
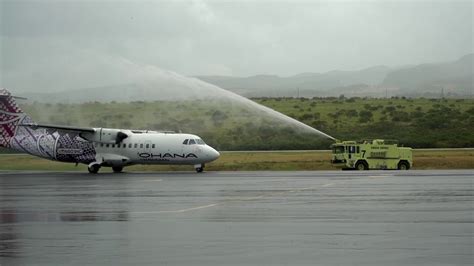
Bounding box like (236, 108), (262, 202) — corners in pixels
(331, 139), (412, 170)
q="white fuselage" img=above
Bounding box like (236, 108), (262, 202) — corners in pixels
(92, 131), (220, 167)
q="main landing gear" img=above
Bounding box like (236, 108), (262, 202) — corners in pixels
(88, 164), (123, 174)
(194, 164), (205, 173)
(88, 163), (101, 174)
(112, 166), (123, 173)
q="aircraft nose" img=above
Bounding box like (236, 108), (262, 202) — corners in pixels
(208, 147), (220, 161)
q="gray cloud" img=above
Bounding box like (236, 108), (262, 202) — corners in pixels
(1, 0), (472, 92)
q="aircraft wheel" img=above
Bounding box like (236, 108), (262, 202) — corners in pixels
(112, 166), (123, 173)
(88, 164), (101, 174)
(194, 163), (205, 173)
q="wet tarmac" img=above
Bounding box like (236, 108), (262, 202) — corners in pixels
(0, 170), (472, 265)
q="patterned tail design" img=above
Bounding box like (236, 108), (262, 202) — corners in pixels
(0, 88), (96, 164)
(0, 88), (28, 148)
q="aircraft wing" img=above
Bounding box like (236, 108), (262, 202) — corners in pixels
(20, 123), (128, 144)
(20, 123), (96, 133)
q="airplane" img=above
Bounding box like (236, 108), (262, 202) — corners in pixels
(0, 88), (220, 173)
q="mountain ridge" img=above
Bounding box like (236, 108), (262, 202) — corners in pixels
(15, 54), (473, 102)
(195, 54), (472, 98)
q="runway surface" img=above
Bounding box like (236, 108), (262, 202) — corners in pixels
(0, 170), (472, 265)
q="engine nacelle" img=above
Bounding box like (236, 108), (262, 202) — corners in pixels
(80, 128), (129, 144)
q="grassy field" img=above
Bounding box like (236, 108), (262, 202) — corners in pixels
(254, 97), (474, 148)
(17, 97), (474, 150)
(0, 149), (472, 172)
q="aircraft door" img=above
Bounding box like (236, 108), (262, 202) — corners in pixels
(181, 139), (188, 156)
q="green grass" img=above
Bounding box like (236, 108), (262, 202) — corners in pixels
(1, 149), (472, 172)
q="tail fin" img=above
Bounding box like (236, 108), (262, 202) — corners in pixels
(0, 88), (32, 148)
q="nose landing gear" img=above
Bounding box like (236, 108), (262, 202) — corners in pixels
(194, 164), (205, 173)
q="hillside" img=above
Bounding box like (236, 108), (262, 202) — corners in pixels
(196, 65), (391, 97)
(382, 54), (473, 96)
(196, 54), (473, 98)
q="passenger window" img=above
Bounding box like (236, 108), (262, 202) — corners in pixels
(356, 146), (360, 153)
(134, 143), (137, 148)
(123, 144), (126, 148)
(146, 144), (149, 149)
(140, 144), (143, 148)
(152, 144), (155, 148)
(100, 143), (104, 147)
(183, 139), (188, 145)
(129, 143), (132, 148)
(189, 139), (196, 145)
(112, 144), (115, 148)
(106, 144), (109, 148)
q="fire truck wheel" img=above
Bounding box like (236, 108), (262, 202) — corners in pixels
(355, 161), (368, 170)
(398, 161), (410, 170)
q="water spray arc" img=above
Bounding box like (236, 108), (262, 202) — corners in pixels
(188, 77), (336, 141)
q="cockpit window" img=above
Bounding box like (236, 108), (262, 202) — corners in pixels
(183, 138), (205, 145)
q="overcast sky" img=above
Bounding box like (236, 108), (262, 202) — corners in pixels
(1, 0), (472, 91)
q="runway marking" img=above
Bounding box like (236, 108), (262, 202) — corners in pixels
(369, 175), (392, 179)
(134, 182), (340, 214)
(164, 203), (221, 213)
(226, 183), (339, 203)
(240, 195), (266, 201)
(134, 203), (222, 214)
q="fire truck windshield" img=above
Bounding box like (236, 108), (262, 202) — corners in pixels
(333, 146), (345, 154)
